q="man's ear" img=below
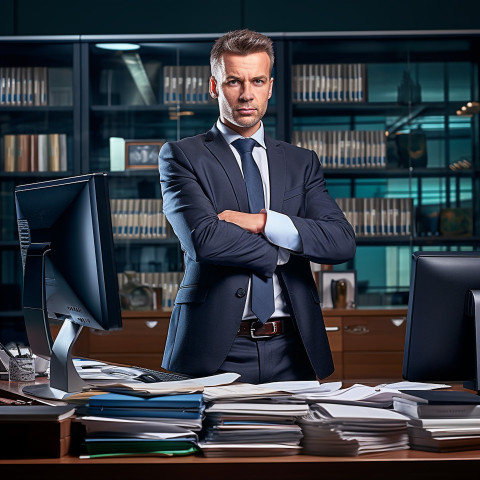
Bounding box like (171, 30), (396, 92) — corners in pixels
(209, 76), (218, 98)
(268, 76), (274, 99)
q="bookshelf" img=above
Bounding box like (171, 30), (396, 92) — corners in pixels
(0, 31), (479, 346)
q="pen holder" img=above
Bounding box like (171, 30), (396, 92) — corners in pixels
(9, 356), (35, 382)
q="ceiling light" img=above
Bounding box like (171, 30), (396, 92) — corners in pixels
(95, 43), (140, 51)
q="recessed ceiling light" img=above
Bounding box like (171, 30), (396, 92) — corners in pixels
(95, 43), (140, 51)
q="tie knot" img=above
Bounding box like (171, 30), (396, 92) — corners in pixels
(232, 138), (257, 155)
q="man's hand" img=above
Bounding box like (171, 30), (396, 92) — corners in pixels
(218, 210), (267, 234)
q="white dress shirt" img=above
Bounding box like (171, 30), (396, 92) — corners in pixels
(216, 119), (301, 320)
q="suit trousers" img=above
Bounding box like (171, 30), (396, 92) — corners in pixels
(216, 320), (317, 384)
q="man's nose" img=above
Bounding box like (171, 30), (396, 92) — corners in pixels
(240, 83), (254, 101)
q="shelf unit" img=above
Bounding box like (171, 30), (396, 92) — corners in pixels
(0, 31), (479, 344)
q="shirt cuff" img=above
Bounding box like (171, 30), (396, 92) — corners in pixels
(264, 209), (302, 252)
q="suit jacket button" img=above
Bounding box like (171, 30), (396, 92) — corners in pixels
(236, 288), (246, 298)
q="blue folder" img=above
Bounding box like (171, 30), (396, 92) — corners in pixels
(87, 392), (204, 419)
(89, 393), (203, 409)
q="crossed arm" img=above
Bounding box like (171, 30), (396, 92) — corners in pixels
(218, 210), (267, 234)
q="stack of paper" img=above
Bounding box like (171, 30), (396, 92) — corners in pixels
(200, 401), (308, 457)
(298, 403), (409, 456)
(80, 392), (204, 457)
(80, 416), (199, 459)
(393, 390), (480, 452)
(406, 418), (480, 452)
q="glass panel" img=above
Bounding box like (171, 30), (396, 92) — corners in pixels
(1, 180), (17, 241)
(89, 40), (220, 173)
(335, 245), (411, 307)
(0, 43), (75, 174)
(368, 63), (406, 103)
(417, 62), (444, 102)
(0, 250), (22, 311)
(448, 62), (473, 101)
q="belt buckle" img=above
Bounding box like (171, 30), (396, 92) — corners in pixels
(250, 321), (275, 339)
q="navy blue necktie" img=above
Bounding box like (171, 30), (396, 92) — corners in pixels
(232, 138), (275, 324)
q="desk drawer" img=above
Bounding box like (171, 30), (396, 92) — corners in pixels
(88, 318), (168, 354)
(344, 352), (404, 379)
(343, 315), (407, 351)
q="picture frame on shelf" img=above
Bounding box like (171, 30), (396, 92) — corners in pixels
(320, 270), (357, 309)
(125, 140), (165, 170)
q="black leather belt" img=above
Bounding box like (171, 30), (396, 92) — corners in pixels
(237, 318), (290, 339)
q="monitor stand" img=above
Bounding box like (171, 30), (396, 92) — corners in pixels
(463, 289), (480, 394)
(23, 320), (87, 401)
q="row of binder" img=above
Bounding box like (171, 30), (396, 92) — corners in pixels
(110, 198), (173, 239)
(0, 66), (48, 106)
(292, 63), (367, 103)
(163, 65), (213, 105)
(336, 197), (413, 237)
(292, 130), (387, 169)
(3, 133), (67, 172)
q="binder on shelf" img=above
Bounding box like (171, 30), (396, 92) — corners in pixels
(16, 134), (30, 172)
(3, 134), (16, 172)
(38, 134), (49, 171)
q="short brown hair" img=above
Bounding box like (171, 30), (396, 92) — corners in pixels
(210, 29), (274, 76)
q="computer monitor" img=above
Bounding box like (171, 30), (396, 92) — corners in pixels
(15, 173), (122, 400)
(403, 251), (480, 393)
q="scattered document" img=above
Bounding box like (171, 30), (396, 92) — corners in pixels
(376, 381), (451, 390)
(89, 372), (240, 396)
(203, 380), (341, 403)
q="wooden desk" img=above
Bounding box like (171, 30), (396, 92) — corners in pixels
(2, 380), (480, 480)
(1, 450), (480, 480)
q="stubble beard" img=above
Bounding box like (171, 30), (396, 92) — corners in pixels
(224, 103), (267, 130)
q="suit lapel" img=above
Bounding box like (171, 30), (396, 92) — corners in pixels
(265, 135), (286, 212)
(204, 125), (249, 212)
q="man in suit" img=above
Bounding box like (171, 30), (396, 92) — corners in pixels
(158, 29), (356, 383)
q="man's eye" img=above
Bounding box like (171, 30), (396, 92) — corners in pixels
(228, 79), (239, 85)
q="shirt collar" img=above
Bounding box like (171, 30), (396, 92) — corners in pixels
(216, 119), (266, 150)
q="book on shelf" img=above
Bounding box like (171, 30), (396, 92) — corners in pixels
(292, 63), (367, 103)
(2, 133), (67, 172)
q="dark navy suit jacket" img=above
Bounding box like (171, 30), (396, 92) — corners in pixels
(158, 124), (356, 378)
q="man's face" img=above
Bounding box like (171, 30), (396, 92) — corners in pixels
(210, 51), (273, 137)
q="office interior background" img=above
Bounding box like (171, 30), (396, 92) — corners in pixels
(1, 0), (480, 365)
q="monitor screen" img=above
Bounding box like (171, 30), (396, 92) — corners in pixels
(403, 251), (480, 391)
(15, 173), (122, 399)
